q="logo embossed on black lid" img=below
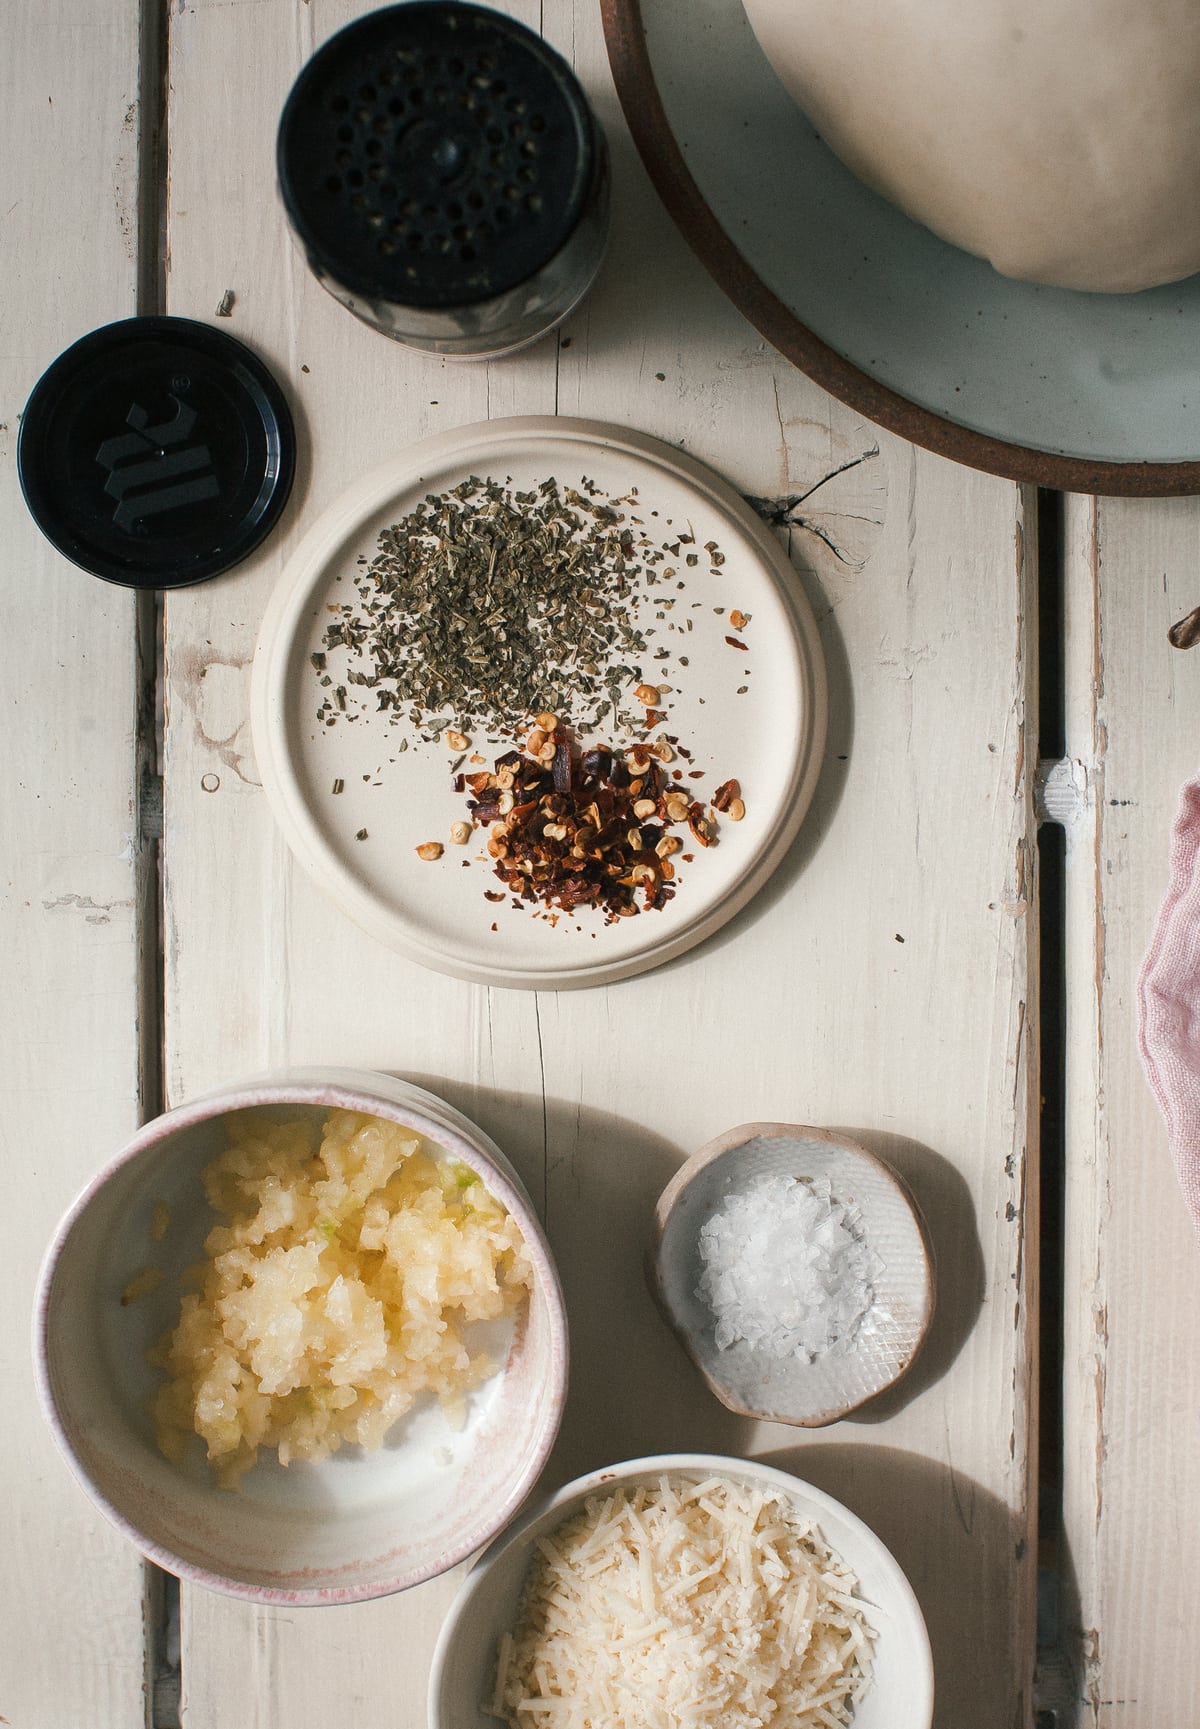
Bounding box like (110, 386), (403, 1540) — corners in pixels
(18, 316), (295, 589)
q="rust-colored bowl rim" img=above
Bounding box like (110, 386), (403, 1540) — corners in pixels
(600, 0), (1200, 497)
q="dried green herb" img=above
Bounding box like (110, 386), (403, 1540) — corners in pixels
(316, 475), (687, 741)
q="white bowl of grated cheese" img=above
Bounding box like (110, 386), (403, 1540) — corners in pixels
(34, 1066), (567, 1605)
(429, 1452), (934, 1729)
(651, 1124), (934, 1427)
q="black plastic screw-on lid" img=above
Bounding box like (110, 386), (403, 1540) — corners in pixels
(18, 316), (296, 590)
(277, 2), (598, 310)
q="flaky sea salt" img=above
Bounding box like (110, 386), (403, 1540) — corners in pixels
(695, 1173), (882, 1362)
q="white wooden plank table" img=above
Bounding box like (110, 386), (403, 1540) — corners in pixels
(4, 3), (1198, 1727)
(2, 2), (155, 1724)
(1057, 496), (1200, 1725)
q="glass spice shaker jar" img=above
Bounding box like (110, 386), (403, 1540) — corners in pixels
(276, 1), (610, 359)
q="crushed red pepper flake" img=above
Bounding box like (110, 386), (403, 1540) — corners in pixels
(457, 719), (742, 925)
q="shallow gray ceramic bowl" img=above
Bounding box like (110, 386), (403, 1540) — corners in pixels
(652, 1123), (933, 1425)
(34, 1067), (568, 1605)
(428, 1452), (935, 1729)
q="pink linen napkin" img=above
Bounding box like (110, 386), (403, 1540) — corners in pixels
(1138, 777), (1200, 1234)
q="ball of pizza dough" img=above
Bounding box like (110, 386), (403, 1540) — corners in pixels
(743, 0), (1200, 292)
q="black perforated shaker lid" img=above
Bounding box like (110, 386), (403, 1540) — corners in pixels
(277, 2), (599, 310)
(17, 317), (295, 589)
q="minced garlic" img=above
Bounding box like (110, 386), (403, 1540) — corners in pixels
(149, 1108), (532, 1486)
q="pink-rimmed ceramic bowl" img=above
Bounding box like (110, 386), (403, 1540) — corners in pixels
(33, 1067), (567, 1605)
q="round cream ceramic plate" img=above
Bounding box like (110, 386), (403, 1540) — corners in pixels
(252, 417), (827, 989)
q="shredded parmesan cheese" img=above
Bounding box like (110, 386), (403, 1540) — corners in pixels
(490, 1474), (874, 1729)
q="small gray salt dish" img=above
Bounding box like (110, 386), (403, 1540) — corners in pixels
(652, 1124), (934, 1425)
